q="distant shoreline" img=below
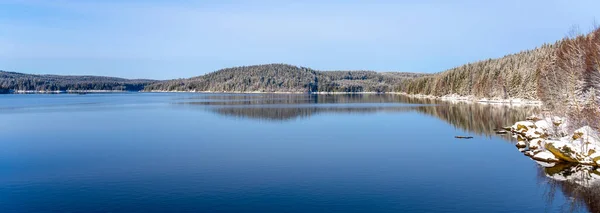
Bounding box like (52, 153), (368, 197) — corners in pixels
(145, 90), (384, 94)
(5, 90), (134, 94)
(145, 90), (543, 105)
(3, 89), (543, 106)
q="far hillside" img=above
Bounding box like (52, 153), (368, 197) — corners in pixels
(144, 64), (427, 93)
(0, 71), (156, 92)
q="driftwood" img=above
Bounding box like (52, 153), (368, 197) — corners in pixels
(494, 127), (510, 134)
(455, 136), (474, 139)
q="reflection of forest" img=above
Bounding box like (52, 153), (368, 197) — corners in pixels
(212, 107), (416, 121)
(182, 93), (436, 105)
(413, 103), (536, 137)
(537, 163), (600, 213)
(179, 94), (536, 137)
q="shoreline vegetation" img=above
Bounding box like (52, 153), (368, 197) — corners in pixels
(501, 27), (600, 190)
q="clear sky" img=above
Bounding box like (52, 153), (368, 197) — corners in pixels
(0, 0), (598, 79)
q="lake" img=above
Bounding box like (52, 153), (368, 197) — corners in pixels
(0, 93), (593, 213)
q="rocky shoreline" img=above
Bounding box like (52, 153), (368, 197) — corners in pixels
(505, 116), (600, 188)
(509, 116), (600, 165)
(507, 115), (600, 186)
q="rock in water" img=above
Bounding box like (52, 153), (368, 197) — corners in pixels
(495, 130), (508, 134)
(516, 141), (527, 148)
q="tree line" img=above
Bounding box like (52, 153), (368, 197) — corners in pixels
(0, 71), (156, 92)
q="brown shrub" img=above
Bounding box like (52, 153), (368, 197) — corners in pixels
(537, 27), (600, 131)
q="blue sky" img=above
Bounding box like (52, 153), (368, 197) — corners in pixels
(0, 0), (598, 79)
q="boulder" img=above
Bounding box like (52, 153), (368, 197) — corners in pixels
(529, 138), (544, 150)
(524, 149), (542, 157)
(514, 134), (526, 142)
(531, 151), (560, 162)
(526, 115), (542, 121)
(511, 121), (535, 134)
(545, 140), (586, 163)
(551, 116), (563, 126)
(524, 128), (546, 140)
(591, 152), (600, 165)
(572, 126), (600, 144)
(515, 141), (527, 148)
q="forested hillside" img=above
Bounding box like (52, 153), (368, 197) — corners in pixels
(398, 27), (600, 107)
(144, 64), (426, 93)
(398, 27), (600, 129)
(397, 45), (555, 99)
(0, 71), (156, 92)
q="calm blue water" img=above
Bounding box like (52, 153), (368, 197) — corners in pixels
(0, 93), (590, 212)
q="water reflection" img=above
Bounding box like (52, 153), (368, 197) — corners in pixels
(4, 93), (597, 212)
(212, 106), (416, 121)
(537, 163), (600, 213)
(177, 93), (600, 212)
(414, 103), (534, 138)
(178, 94), (535, 137)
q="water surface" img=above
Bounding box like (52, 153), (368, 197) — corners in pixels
(0, 93), (592, 212)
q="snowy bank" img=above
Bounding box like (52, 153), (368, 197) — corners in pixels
(394, 92), (542, 106)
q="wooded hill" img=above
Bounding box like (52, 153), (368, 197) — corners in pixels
(0, 71), (156, 92)
(398, 28), (600, 105)
(397, 46), (554, 100)
(143, 64), (426, 93)
(398, 27), (600, 129)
